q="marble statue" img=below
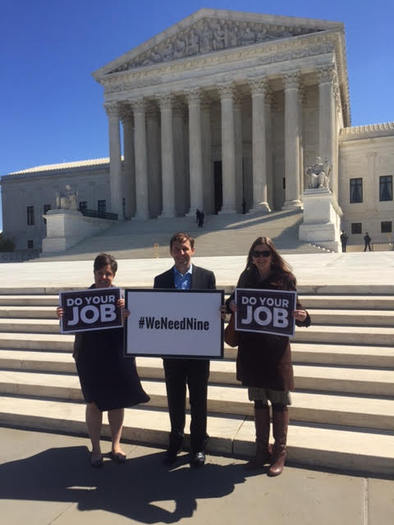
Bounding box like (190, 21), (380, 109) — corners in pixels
(306, 157), (331, 190)
(56, 185), (78, 210)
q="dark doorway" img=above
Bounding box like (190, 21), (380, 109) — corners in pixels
(213, 161), (223, 214)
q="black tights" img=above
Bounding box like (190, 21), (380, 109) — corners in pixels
(254, 400), (287, 411)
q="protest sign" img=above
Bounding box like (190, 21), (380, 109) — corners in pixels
(59, 288), (122, 334)
(125, 289), (224, 358)
(235, 288), (296, 337)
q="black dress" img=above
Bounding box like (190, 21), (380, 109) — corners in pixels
(73, 292), (149, 411)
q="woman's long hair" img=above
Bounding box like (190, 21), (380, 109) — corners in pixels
(243, 236), (294, 286)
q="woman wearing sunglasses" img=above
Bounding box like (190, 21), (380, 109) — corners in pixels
(228, 236), (311, 476)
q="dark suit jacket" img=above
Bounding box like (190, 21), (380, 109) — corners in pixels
(154, 265), (216, 291)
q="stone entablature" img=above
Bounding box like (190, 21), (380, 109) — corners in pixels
(340, 122), (394, 141)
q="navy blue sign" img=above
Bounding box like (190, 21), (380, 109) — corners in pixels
(235, 288), (296, 337)
(59, 288), (122, 333)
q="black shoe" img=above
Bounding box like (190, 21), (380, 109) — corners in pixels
(163, 449), (179, 466)
(190, 451), (205, 468)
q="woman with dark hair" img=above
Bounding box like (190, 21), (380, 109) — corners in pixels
(228, 237), (310, 476)
(57, 253), (149, 467)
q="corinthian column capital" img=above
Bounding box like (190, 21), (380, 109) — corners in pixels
(249, 77), (268, 95)
(186, 87), (202, 106)
(158, 93), (174, 110)
(218, 83), (235, 100)
(119, 105), (134, 124)
(104, 102), (120, 119)
(284, 71), (300, 90)
(318, 64), (337, 84)
(131, 98), (146, 114)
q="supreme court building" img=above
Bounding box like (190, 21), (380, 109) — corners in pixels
(2, 9), (394, 251)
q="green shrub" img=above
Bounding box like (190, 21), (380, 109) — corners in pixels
(0, 234), (15, 252)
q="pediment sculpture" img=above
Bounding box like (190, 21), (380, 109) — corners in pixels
(110, 18), (320, 73)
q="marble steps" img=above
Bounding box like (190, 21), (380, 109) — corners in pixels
(0, 337), (393, 368)
(1, 306), (394, 328)
(0, 371), (393, 432)
(299, 295), (394, 310)
(0, 295), (60, 306)
(0, 318), (392, 347)
(1, 293), (394, 310)
(300, 309), (394, 327)
(1, 350), (393, 396)
(0, 396), (392, 475)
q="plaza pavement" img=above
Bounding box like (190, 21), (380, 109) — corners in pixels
(1, 251), (394, 292)
(0, 427), (393, 525)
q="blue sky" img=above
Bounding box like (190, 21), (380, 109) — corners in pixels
(1, 0), (393, 230)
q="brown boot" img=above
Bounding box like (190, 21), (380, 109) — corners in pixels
(245, 405), (271, 469)
(268, 407), (288, 477)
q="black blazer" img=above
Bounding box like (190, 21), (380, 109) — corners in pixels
(154, 265), (216, 291)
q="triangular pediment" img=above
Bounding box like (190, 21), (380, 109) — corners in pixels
(94, 9), (343, 78)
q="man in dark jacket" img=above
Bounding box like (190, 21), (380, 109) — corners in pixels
(154, 232), (216, 467)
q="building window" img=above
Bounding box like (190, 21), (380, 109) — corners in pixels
(351, 223), (362, 234)
(27, 206), (35, 225)
(379, 176), (393, 201)
(79, 201), (87, 212)
(97, 200), (106, 217)
(381, 221), (392, 233)
(350, 178), (363, 203)
(27, 240), (34, 249)
(43, 204), (51, 214)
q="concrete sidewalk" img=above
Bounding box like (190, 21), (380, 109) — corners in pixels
(0, 427), (393, 525)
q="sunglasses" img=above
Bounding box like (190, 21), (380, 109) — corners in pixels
(252, 250), (271, 258)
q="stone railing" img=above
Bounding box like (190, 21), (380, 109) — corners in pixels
(80, 208), (118, 221)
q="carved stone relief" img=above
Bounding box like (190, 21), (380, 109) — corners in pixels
(109, 18), (320, 73)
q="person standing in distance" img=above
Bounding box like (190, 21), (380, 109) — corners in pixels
(340, 230), (348, 252)
(364, 232), (372, 251)
(154, 232), (216, 467)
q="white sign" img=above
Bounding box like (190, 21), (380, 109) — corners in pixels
(125, 289), (224, 358)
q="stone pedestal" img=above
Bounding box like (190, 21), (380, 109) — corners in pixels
(42, 210), (115, 253)
(298, 189), (342, 251)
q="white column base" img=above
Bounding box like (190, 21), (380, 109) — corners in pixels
(249, 202), (271, 214)
(219, 207), (237, 215)
(158, 211), (176, 219)
(282, 199), (303, 210)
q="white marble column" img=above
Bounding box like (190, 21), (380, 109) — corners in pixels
(187, 88), (204, 215)
(201, 100), (214, 214)
(283, 71), (302, 210)
(159, 94), (176, 217)
(219, 84), (236, 214)
(173, 101), (187, 215)
(105, 103), (122, 218)
(233, 95), (243, 213)
(132, 99), (149, 220)
(319, 65), (338, 196)
(250, 78), (270, 212)
(146, 104), (161, 218)
(265, 89), (274, 208)
(120, 106), (135, 219)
